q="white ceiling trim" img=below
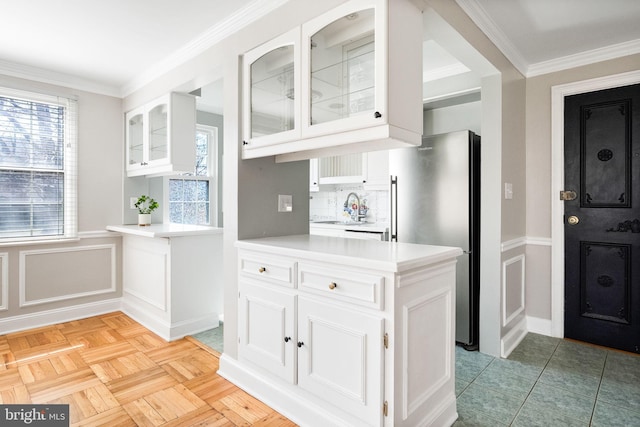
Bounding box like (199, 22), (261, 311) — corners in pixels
(122, 0), (290, 97)
(456, 0), (640, 79)
(0, 59), (121, 97)
(455, 0), (529, 76)
(527, 38), (640, 78)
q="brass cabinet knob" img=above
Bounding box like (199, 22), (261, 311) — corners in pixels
(567, 215), (580, 225)
(258, 267), (266, 273)
(329, 282), (337, 290)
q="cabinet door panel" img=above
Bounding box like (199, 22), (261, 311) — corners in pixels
(239, 282), (296, 383)
(298, 296), (383, 425)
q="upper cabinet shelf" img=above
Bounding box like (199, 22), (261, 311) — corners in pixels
(126, 92), (196, 177)
(241, 0), (423, 162)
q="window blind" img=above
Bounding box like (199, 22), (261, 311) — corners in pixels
(0, 87), (77, 242)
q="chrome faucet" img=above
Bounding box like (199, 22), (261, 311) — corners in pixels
(344, 192), (365, 222)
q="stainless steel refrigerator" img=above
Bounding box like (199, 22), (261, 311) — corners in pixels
(389, 130), (480, 349)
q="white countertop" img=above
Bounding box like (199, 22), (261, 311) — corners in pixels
(236, 234), (462, 273)
(106, 223), (223, 238)
(309, 221), (388, 233)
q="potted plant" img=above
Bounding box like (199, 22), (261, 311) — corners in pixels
(135, 195), (159, 226)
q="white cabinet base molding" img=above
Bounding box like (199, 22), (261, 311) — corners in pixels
(221, 235), (462, 427)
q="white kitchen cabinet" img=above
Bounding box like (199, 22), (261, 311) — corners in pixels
(309, 149), (388, 189)
(110, 225), (223, 341)
(125, 92), (196, 177)
(242, 0), (422, 161)
(227, 236), (461, 427)
(309, 158), (319, 192)
(363, 149), (389, 190)
(297, 296), (384, 426)
(242, 28), (301, 151)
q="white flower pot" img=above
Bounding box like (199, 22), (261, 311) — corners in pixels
(138, 213), (151, 226)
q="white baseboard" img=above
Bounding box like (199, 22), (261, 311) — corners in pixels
(500, 316), (527, 358)
(0, 298), (122, 335)
(219, 355), (362, 427)
(121, 299), (218, 342)
(526, 316), (553, 336)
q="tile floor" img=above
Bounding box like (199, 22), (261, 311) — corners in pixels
(190, 327), (640, 426)
(454, 333), (640, 426)
(193, 322), (224, 353)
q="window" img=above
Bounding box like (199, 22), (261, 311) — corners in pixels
(0, 88), (77, 242)
(168, 125), (217, 225)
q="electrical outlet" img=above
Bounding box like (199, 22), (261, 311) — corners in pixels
(504, 183), (513, 200)
(278, 195), (293, 212)
(130, 197), (138, 209)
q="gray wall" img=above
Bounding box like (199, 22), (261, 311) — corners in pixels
(0, 74), (124, 329)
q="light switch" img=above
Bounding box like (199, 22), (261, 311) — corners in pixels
(504, 183), (513, 200)
(278, 194), (293, 212)
(130, 197), (138, 209)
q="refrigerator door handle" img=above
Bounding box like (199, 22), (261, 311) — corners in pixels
(390, 175), (397, 242)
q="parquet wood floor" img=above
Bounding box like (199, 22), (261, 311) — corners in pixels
(0, 312), (297, 426)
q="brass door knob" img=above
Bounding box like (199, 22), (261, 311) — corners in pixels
(567, 215), (580, 225)
(329, 282), (337, 290)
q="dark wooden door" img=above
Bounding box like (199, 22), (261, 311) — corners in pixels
(564, 83), (640, 353)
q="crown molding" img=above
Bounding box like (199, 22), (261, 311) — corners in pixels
(0, 0), (289, 98)
(455, 0), (528, 76)
(0, 59), (121, 98)
(527, 38), (640, 78)
(121, 0), (290, 96)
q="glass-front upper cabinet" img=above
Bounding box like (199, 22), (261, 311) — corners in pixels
(242, 0), (423, 161)
(126, 106), (144, 169)
(148, 101), (169, 163)
(242, 27), (301, 150)
(301, 1), (386, 139)
(307, 8), (375, 127)
(125, 93), (196, 177)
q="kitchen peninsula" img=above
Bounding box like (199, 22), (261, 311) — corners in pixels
(106, 224), (223, 341)
(220, 234), (462, 427)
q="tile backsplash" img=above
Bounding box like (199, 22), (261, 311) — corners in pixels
(309, 185), (389, 225)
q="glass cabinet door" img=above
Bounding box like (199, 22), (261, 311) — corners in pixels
(249, 45), (296, 138)
(147, 101), (169, 163)
(127, 110), (144, 167)
(309, 8), (375, 126)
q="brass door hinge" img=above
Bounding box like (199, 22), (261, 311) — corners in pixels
(383, 401), (388, 417)
(383, 333), (389, 349)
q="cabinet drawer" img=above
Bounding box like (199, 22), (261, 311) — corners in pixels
(298, 262), (384, 310)
(239, 253), (296, 288)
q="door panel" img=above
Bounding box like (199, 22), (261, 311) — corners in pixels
(564, 83), (640, 353)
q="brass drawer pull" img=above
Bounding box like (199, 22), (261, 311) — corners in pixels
(329, 282), (337, 290)
(258, 267), (266, 273)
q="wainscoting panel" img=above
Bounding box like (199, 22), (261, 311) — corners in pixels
(0, 252), (7, 311)
(19, 244), (116, 307)
(503, 254), (525, 327)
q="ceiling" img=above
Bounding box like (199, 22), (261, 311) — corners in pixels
(0, 0), (638, 98)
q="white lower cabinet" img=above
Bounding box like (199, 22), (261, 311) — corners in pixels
(238, 281), (296, 383)
(231, 236), (460, 427)
(297, 296), (384, 426)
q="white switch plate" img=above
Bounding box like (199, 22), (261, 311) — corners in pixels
(130, 197), (138, 209)
(278, 194), (293, 212)
(504, 183), (513, 200)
